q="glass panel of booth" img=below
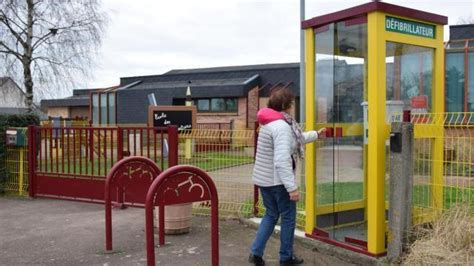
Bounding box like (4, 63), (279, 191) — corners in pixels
(385, 42), (435, 210)
(314, 18), (367, 240)
(314, 23), (335, 215)
(385, 42), (434, 114)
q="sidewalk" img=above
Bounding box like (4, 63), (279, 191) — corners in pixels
(0, 197), (354, 265)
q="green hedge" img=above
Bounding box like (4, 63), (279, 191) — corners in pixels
(0, 114), (40, 194)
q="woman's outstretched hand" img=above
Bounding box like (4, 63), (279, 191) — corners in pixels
(317, 128), (327, 138)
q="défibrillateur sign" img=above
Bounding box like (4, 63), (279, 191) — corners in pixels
(385, 16), (435, 39)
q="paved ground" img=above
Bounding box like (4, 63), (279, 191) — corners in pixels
(0, 197), (356, 265)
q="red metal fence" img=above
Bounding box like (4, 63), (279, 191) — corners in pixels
(27, 125), (178, 203)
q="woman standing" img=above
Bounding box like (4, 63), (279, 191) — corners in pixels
(249, 88), (325, 266)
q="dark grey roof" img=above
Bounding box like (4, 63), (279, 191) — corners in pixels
(450, 24), (474, 40)
(164, 63), (299, 75)
(0, 107), (30, 115)
(116, 89), (173, 124)
(129, 77), (256, 89)
(72, 89), (96, 96)
(123, 75), (260, 98)
(0, 107), (47, 118)
(120, 63), (300, 97)
(41, 95), (89, 108)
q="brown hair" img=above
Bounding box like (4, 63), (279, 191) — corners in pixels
(267, 88), (295, 112)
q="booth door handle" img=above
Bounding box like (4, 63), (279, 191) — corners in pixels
(323, 127), (342, 138)
(325, 127), (334, 138)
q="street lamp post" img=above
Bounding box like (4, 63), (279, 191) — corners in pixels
(185, 81), (192, 159)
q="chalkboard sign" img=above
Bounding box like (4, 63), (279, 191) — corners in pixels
(148, 106), (196, 131)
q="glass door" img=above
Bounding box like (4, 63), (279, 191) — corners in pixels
(314, 18), (367, 245)
(314, 22), (336, 237)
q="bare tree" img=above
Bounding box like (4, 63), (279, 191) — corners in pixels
(457, 15), (474, 25)
(0, 0), (107, 112)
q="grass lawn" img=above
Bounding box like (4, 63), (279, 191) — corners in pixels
(179, 151), (254, 171)
(413, 184), (474, 209)
(240, 182), (365, 218)
(316, 182), (364, 205)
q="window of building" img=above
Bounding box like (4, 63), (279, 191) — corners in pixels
(92, 94), (99, 125)
(445, 39), (474, 113)
(108, 93), (116, 124)
(197, 99), (210, 111)
(194, 98), (237, 112)
(469, 51), (474, 112)
(445, 52), (464, 112)
(100, 93), (107, 125)
(91, 91), (116, 125)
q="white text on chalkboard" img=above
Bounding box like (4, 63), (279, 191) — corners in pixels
(178, 125), (192, 131)
(154, 112), (167, 120)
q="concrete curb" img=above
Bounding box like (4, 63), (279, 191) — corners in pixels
(239, 217), (387, 266)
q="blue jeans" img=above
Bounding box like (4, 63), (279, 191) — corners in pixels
(251, 185), (297, 261)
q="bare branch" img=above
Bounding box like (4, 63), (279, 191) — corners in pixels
(31, 30), (54, 50)
(0, 41), (22, 59)
(0, 9), (27, 48)
(0, 0), (108, 111)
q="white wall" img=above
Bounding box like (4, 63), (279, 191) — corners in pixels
(0, 79), (27, 108)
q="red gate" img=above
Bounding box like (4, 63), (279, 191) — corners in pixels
(27, 125), (178, 202)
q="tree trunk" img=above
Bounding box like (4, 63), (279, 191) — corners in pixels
(23, 60), (34, 113)
(24, 0), (34, 113)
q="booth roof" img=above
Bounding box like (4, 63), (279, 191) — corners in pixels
(302, 1), (448, 29)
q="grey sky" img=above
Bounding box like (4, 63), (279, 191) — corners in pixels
(85, 0), (474, 89)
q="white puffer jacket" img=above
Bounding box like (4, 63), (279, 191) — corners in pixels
(252, 108), (318, 192)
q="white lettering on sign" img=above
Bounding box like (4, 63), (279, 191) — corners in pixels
(154, 112), (167, 120)
(164, 120), (170, 125)
(385, 16), (435, 39)
(178, 125), (192, 131)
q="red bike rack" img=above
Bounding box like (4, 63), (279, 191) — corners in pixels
(104, 156), (161, 251)
(144, 165), (219, 266)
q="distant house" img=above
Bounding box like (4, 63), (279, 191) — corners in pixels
(0, 76), (44, 117)
(0, 76), (27, 111)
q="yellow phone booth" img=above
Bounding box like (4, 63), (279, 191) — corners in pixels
(302, 2), (446, 256)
